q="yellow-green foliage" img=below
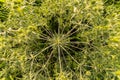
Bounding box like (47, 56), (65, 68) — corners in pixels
(0, 0), (120, 80)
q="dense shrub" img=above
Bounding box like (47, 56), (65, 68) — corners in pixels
(0, 2), (9, 22)
(0, 0), (120, 80)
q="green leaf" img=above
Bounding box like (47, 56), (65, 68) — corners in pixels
(0, 0), (5, 2)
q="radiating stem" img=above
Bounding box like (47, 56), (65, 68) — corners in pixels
(58, 45), (62, 73)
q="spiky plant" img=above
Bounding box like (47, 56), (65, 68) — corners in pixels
(1, 0), (120, 80)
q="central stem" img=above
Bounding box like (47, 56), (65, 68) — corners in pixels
(56, 37), (61, 45)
